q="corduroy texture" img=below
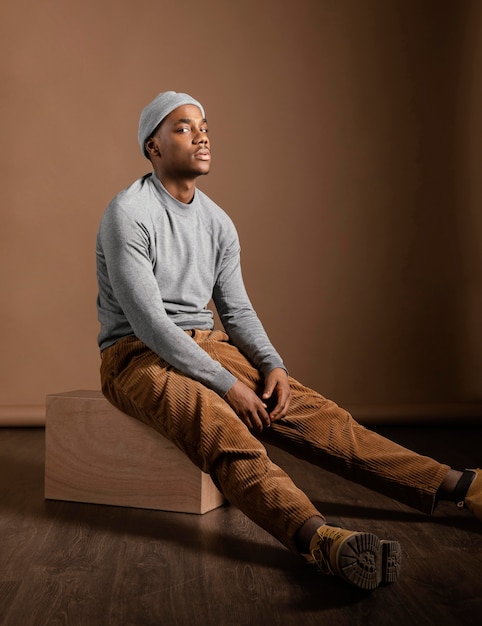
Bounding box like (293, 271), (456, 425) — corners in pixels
(100, 330), (450, 552)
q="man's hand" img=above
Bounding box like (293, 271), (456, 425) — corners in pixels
(262, 368), (291, 422)
(224, 380), (271, 432)
(224, 368), (291, 432)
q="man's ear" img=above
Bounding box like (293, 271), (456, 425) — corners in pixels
(145, 137), (160, 158)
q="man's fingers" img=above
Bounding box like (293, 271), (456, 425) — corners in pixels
(262, 386), (273, 400)
(239, 403), (270, 432)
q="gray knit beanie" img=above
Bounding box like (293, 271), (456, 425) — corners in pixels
(138, 91), (205, 158)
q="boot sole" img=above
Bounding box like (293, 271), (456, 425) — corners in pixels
(335, 533), (402, 590)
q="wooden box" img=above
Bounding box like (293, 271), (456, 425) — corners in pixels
(44, 390), (225, 514)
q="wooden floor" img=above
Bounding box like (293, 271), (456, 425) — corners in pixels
(1, 423), (481, 626)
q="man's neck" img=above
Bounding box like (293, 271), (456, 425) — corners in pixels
(154, 170), (197, 204)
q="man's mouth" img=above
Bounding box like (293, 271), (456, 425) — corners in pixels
(195, 149), (211, 161)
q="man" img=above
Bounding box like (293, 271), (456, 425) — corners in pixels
(96, 91), (481, 591)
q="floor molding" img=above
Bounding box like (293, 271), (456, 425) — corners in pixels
(346, 402), (482, 425)
(0, 401), (481, 427)
(0, 405), (45, 427)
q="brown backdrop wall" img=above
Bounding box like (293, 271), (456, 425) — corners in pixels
(1, 0), (481, 424)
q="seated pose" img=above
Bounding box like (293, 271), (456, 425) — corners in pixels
(96, 90), (481, 591)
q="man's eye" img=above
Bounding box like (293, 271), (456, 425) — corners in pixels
(177, 127), (190, 133)
(201, 127), (208, 133)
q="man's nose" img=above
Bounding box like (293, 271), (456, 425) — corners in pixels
(192, 131), (208, 144)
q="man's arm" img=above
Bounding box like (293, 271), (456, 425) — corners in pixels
(212, 245), (287, 377)
(212, 243), (291, 428)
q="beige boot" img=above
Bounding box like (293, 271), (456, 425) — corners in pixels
(459, 469), (482, 521)
(310, 525), (401, 591)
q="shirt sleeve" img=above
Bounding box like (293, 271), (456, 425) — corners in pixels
(212, 235), (286, 376)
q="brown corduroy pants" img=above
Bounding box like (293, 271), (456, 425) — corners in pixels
(100, 330), (450, 553)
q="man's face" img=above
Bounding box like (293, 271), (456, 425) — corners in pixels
(149, 104), (211, 180)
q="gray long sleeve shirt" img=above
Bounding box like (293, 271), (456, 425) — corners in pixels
(96, 173), (285, 396)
